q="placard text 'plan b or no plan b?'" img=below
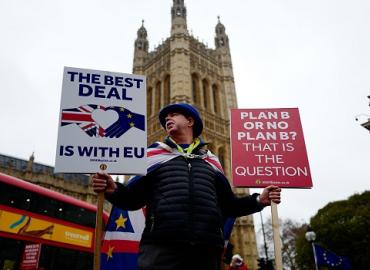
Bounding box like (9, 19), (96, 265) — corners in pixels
(231, 108), (312, 188)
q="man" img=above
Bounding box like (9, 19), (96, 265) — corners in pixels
(92, 103), (281, 270)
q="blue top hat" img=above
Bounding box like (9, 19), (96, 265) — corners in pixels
(159, 103), (203, 137)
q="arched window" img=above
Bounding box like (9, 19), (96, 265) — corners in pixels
(155, 81), (161, 113)
(202, 79), (209, 109)
(218, 147), (225, 169)
(192, 73), (200, 105)
(212, 84), (220, 114)
(147, 87), (153, 116)
(164, 75), (170, 105)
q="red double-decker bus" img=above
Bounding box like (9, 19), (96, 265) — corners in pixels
(0, 173), (108, 270)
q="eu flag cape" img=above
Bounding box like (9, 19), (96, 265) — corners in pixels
(101, 208), (145, 270)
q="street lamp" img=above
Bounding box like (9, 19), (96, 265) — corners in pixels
(355, 95), (370, 132)
(355, 114), (370, 132)
(305, 226), (318, 270)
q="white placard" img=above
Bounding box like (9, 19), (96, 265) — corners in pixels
(55, 67), (147, 174)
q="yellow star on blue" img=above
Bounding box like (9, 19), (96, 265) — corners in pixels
(115, 213), (127, 230)
(106, 245), (114, 261)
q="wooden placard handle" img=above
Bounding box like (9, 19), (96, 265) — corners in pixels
(271, 201), (283, 270)
(93, 190), (105, 270)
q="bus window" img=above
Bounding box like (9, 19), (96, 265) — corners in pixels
(62, 205), (96, 228)
(0, 182), (31, 211)
(38, 245), (92, 270)
(30, 192), (63, 218)
(0, 238), (23, 270)
(0, 181), (96, 228)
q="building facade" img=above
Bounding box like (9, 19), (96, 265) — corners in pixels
(132, 1), (258, 268)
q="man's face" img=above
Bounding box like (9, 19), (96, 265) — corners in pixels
(165, 111), (193, 136)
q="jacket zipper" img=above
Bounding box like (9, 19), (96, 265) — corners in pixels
(150, 214), (155, 232)
(187, 159), (195, 244)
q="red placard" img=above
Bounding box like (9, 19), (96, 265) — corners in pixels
(231, 108), (312, 188)
(20, 243), (41, 270)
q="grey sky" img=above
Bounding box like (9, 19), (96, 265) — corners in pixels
(0, 0), (369, 237)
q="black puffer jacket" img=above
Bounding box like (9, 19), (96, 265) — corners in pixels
(106, 146), (264, 248)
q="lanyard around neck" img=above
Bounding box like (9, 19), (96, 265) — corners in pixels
(168, 137), (201, 154)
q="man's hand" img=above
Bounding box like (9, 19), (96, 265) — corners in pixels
(92, 172), (117, 194)
(259, 185), (281, 206)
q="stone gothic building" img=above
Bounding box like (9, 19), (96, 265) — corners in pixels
(132, 1), (258, 269)
(0, 1), (259, 268)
